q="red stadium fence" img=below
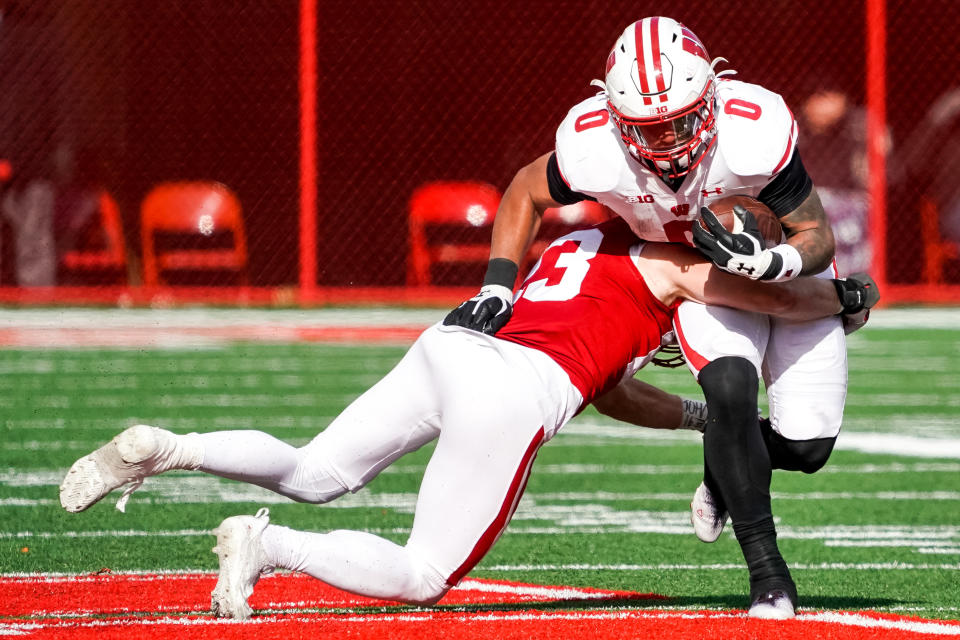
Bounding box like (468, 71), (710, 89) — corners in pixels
(0, 0), (958, 307)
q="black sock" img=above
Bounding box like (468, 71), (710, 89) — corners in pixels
(732, 517), (796, 603)
(700, 357), (770, 524)
(699, 358), (793, 601)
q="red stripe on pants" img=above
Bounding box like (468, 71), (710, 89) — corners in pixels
(446, 426), (545, 586)
(674, 314), (710, 374)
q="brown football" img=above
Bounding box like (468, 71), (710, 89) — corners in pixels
(699, 195), (782, 249)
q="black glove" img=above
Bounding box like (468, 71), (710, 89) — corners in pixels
(692, 205), (782, 280)
(832, 272), (880, 334)
(442, 258), (519, 335)
(443, 284), (513, 335)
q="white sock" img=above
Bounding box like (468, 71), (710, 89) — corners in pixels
(136, 426), (202, 472)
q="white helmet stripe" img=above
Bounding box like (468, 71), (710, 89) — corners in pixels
(634, 20), (652, 105)
(649, 17), (669, 102)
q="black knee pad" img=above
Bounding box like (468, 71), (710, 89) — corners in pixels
(699, 357), (759, 427)
(760, 419), (836, 473)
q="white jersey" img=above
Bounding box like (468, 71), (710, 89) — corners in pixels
(555, 78), (798, 246)
(556, 79), (846, 445)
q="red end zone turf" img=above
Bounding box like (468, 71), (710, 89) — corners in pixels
(2, 573), (959, 639)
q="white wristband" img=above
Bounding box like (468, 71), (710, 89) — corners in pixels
(767, 244), (803, 282)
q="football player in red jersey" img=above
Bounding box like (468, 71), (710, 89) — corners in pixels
(60, 219), (877, 620)
(444, 17), (859, 618)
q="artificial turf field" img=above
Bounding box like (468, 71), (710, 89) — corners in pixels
(1, 308), (958, 638)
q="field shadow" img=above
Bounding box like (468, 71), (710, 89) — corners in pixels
(650, 593), (907, 612)
(798, 594), (909, 611)
(432, 593), (668, 614)
(431, 593), (907, 615)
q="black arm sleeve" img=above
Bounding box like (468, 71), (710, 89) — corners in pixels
(756, 149), (813, 217)
(546, 152), (596, 205)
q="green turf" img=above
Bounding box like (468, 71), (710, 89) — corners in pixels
(1, 327), (959, 620)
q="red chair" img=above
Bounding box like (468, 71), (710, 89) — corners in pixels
(524, 200), (613, 271)
(141, 181), (248, 286)
(61, 190), (128, 278)
(407, 181), (502, 286)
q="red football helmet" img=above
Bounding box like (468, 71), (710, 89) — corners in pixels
(603, 17), (720, 179)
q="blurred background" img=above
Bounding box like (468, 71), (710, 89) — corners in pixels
(1, 0), (958, 306)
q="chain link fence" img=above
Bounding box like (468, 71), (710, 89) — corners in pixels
(0, 1), (956, 298)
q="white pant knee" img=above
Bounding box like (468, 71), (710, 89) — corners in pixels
(278, 450), (351, 504)
(396, 550), (451, 605)
(769, 398), (844, 441)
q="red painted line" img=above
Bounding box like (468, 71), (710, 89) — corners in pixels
(3, 574), (958, 640)
(12, 610), (960, 640)
(0, 573), (659, 617)
(0, 285), (475, 307)
(0, 326), (427, 347)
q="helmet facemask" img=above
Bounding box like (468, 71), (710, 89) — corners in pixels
(610, 81), (717, 179)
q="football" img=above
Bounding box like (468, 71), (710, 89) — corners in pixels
(699, 195), (782, 249)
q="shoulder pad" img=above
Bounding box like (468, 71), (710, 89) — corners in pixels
(715, 80), (798, 178)
(555, 94), (624, 194)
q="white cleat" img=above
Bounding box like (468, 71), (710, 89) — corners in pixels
(59, 424), (197, 513)
(748, 589), (796, 619)
(211, 508), (274, 620)
(690, 481), (729, 543)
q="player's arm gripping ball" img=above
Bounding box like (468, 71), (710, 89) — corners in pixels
(693, 205), (802, 282)
(443, 258), (518, 335)
(832, 272), (880, 334)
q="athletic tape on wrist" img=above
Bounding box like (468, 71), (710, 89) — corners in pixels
(680, 398), (709, 432)
(483, 258), (519, 289)
(765, 244), (803, 282)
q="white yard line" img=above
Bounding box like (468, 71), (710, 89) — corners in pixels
(0, 306), (957, 329)
(476, 562), (960, 572)
(557, 423), (960, 459)
(5, 521), (958, 555)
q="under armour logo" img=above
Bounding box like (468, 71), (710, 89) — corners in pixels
(737, 263), (756, 275)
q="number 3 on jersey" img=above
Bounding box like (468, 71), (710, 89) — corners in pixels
(519, 229), (603, 302)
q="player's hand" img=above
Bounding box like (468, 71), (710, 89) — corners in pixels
(832, 272), (880, 334)
(443, 284), (514, 335)
(693, 205), (782, 280)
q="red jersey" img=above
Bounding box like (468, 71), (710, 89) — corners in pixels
(497, 219), (676, 404)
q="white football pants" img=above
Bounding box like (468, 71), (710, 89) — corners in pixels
(188, 324), (581, 604)
(672, 265), (847, 441)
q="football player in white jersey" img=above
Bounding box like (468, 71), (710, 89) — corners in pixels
(59, 220), (877, 621)
(444, 17), (859, 617)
